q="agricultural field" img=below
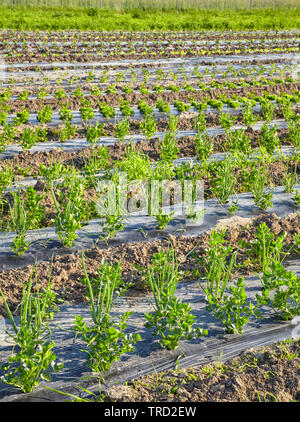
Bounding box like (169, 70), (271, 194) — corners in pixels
(0, 25), (299, 403)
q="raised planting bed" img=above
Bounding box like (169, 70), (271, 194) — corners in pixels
(0, 29), (299, 403)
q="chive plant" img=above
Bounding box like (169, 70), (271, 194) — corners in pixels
(8, 190), (31, 255)
(145, 249), (208, 350)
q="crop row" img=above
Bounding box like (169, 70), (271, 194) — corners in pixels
(3, 62), (295, 92)
(0, 139), (299, 253)
(3, 70), (297, 104)
(2, 38), (299, 56)
(2, 32), (298, 64)
(1, 29), (299, 43)
(0, 97), (299, 152)
(0, 220), (299, 394)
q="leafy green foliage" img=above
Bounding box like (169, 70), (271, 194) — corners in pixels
(73, 254), (141, 373)
(0, 271), (63, 393)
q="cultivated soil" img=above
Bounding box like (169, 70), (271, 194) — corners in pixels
(104, 338), (300, 402)
(0, 212), (299, 318)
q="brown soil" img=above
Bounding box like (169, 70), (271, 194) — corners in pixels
(0, 30), (297, 44)
(3, 74), (288, 98)
(104, 338), (300, 402)
(0, 212), (299, 318)
(5, 41), (299, 64)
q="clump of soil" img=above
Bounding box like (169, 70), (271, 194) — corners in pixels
(104, 338), (300, 402)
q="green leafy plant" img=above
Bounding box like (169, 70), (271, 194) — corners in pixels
(174, 100), (190, 112)
(57, 121), (77, 142)
(211, 158), (237, 205)
(219, 112), (237, 132)
(80, 260), (131, 300)
(21, 127), (47, 150)
(283, 165), (298, 193)
(256, 262), (300, 321)
(98, 102), (116, 119)
(242, 222), (287, 276)
(13, 108), (30, 125)
(85, 122), (105, 146)
(138, 100), (154, 116)
(249, 167), (273, 210)
(59, 103), (73, 122)
(194, 132), (213, 160)
(119, 99), (134, 117)
(37, 105), (53, 124)
(155, 209), (175, 230)
(259, 124), (279, 155)
(80, 100), (95, 121)
(115, 118), (130, 142)
(199, 229), (235, 306)
(159, 131), (179, 163)
(96, 174), (125, 243)
(139, 114), (157, 140)
(193, 111), (207, 133)
(205, 277), (260, 334)
(242, 103), (258, 127)
(156, 98), (170, 113)
(24, 186), (45, 230)
(260, 98), (275, 123)
(0, 270), (63, 393)
(226, 128), (251, 154)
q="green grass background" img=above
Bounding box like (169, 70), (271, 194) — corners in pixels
(0, 6), (299, 30)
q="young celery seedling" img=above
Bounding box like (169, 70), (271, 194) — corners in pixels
(73, 254), (141, 373)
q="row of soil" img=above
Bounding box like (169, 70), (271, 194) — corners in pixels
(0, 153), (300, 231)
(0, 112), (297, 151)
(4, 71), (294, 98)
(6, 56), (295, 73)
(4, 75), (297, 108)
(0, 212), (299, 318)
(6, 46), (300, 65)
(1, 30), (298, 43)
(5, 60), (294, 86)
(5, 72), (291, 97)
(0, 126), (294, 177)
(3, 81), (299, 114)
(3, 39), (298, 58)
(3, 39), (298, 54)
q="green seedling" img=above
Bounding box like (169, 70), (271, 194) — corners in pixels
(145, 249), (207, 350)
(73, 254), (141, 373)
(256, 262), (300, 321)
(0, 270), (63, 393)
